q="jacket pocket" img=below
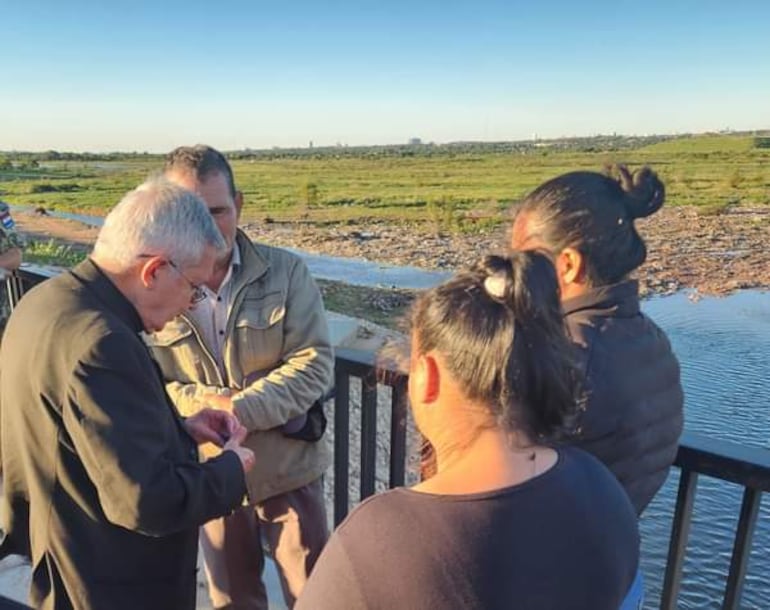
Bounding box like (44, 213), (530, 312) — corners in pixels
(235, 292), (286, 330)
(233, 293), (286, 374)
(143, 320), (212, 385)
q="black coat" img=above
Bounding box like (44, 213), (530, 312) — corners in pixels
(564, 280), (684, 514)
(0, 260), (246, 610)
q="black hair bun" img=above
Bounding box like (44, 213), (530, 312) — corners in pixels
(616, 165), (665, 219)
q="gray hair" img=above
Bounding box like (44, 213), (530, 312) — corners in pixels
(93, 178), (226, 267)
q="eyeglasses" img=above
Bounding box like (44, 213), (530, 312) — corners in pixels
(138, 254), (208, 304)
(167, 260), (207, 304)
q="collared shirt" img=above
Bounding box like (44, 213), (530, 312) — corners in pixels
(187, 245), (241, 376)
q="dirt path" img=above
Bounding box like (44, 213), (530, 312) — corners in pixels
(14, 213), (99, 254)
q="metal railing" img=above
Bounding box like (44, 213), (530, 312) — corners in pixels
(660, 432), (770, 610)
(5, 267), (770, 610)
(332, 347), (409, 526)
(332, 347), (770, 610)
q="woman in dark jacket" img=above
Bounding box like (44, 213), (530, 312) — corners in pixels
(510, 165), (684, 515)
(298, 253), (642, 610)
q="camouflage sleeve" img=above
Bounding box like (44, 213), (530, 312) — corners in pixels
(0, 227), (25, 253)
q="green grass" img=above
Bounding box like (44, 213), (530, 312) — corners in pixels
(2, 134), (768, 233)
(637, 134), (755, 153)
(23, 240), (88, 267)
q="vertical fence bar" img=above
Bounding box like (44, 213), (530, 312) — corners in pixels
(3, 273), (11, 311)
(8, 271), (24, 311)
(389, 377), (408, 488)
(333, 368), (351, 526)
(660, 469), (699, 610)
(2, 274), (10, 325)
(359, 376), (378, 500)
(722, 487), (762, 610)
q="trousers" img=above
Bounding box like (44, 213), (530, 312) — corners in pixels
(200, 478), (328, 610)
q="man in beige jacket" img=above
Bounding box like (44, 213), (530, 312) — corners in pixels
(146, 146), (333, 610)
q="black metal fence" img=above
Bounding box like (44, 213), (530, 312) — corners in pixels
(5, 267), (770, 610)
(332, 347), (770, 610)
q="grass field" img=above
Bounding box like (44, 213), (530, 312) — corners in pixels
(1, 134), (768, 232)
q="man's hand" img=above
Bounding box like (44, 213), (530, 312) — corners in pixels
(184, 408), (242, 447)
(186, 408), (255, 473)
(201, 393), (234, 414)
(223, 426), (256, 473)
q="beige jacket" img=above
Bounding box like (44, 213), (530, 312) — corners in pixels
(146, 231), (334, 503)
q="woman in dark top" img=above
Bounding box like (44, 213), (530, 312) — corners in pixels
(297, 253), (641, 610)
(510, 165), (684, 514)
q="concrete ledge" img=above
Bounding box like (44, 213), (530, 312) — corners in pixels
(327, 311), (403, 354)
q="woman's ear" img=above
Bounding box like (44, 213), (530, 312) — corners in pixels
(422, 353), (441, 404)
(556, 247), (585, 286)
(412, 352), (441, 405)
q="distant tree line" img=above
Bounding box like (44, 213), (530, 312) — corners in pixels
(0, 156), (40, 170)
(0, 151), (159, 166)
(225, 134), (679, 161)
(2, 130), (769, 164)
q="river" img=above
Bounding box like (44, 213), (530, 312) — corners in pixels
(639, 291), (769, 609)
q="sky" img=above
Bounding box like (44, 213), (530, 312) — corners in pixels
(3, 0), (769, 152)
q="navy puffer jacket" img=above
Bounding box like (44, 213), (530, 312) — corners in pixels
(563, 280), (684, 515)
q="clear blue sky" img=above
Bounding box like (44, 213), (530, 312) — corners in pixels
(4, 0), (769, 152)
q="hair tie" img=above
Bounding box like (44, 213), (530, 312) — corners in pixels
(483, 272), (507, 301)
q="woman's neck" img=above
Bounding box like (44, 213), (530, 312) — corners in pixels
(413, 427), (556, 496)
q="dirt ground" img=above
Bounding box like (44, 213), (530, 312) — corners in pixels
(239, 206), (770, 298)
(12, 204), (770, 301)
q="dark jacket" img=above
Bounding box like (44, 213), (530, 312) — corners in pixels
(564, 280), (684, 514)
(0, 260), (246, 610)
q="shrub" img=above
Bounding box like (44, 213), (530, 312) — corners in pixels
(23, 240), (87, 267)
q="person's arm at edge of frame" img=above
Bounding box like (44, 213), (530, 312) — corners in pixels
(0, 247), (22, 273)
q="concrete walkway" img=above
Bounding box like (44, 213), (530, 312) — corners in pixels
(0, 552), (287, 609)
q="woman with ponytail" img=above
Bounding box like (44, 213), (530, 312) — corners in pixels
(297, 252), (641, 610)
(510, 165), (684, 515)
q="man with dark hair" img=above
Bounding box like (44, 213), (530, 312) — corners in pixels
(147, 145), (333, 609)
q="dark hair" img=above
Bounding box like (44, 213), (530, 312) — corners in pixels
(515, 165), (665, 286)
(410, 252), (578, 442)
(164, 145), (237, 198)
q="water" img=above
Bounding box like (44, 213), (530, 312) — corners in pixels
(5, 206), (104, 228)
(639, 291), (770, 609)
(12, 206), (770, 606)
(284, 247), (453, 289)
(50, 209), (106, 226)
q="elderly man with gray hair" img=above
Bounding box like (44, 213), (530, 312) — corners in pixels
(0, 179), (255, 610)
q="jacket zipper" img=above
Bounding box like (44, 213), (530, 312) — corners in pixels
(179, 312), (227, 387)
